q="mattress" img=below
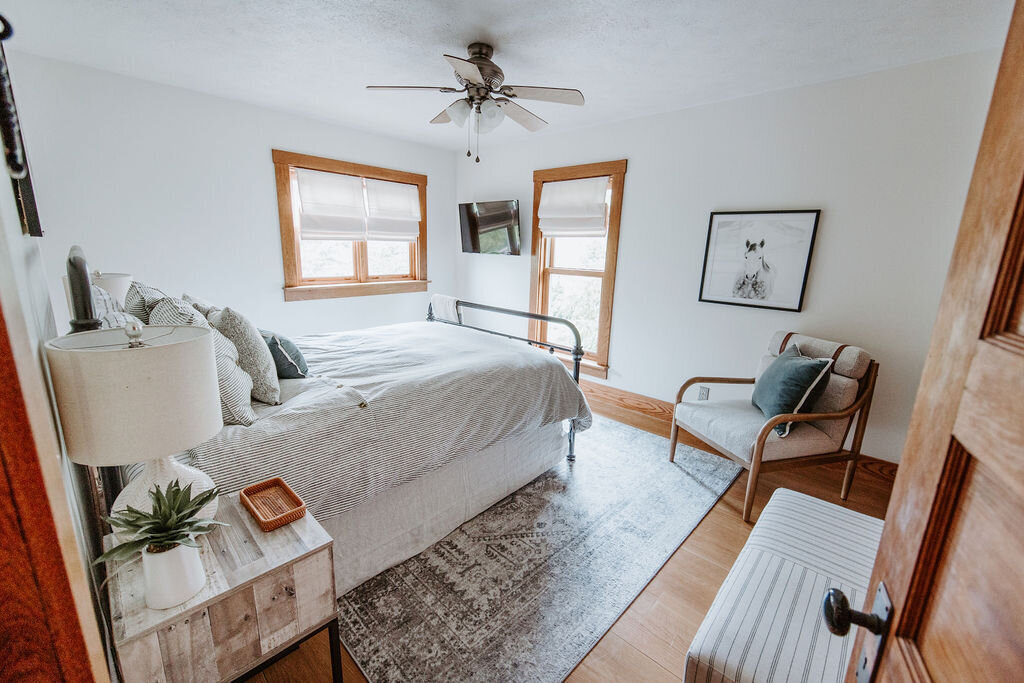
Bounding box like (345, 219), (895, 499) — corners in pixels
(326, 421), (567, 594)
(189, 321), (592, 521)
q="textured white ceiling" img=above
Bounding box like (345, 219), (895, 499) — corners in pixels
(1, 0), (1013, 151)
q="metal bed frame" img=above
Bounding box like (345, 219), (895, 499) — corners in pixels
(427, 299), (585, 461)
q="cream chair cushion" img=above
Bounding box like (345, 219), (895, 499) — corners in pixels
(675, 399), (839, 463)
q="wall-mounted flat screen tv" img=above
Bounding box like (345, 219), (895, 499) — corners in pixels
(459, 200), (521, 255)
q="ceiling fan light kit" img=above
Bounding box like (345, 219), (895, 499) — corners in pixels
(367, 42), (584, 162)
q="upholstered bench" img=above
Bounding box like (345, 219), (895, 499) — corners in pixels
(684, 489), (884, 683)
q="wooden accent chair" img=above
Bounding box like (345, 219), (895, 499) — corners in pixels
(668, 331), (878, 522)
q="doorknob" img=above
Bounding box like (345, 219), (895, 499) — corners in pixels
(822, 588), (885, 636)
(823, 584), (892, 683)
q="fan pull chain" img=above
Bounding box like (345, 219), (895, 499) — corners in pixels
(475, 110), (481, 163)
(466, 116), (471, 157)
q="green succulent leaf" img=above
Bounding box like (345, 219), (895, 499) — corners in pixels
(93, 479), (226, 566)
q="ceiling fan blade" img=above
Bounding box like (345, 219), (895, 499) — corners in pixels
(496, 98), (547, 132)
(443, 54), (485, 86)
(500, 85), (585, 106)
(430, 109), (451, 124)
(366, 85), (460, 93)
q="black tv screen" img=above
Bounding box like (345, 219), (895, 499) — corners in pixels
(459, 200), (521, 255)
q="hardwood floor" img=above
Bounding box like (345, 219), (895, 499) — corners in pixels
(247, 455), (896, 682)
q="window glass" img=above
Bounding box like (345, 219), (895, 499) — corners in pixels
(551, 236), (606, 270)
(300, 240), (354, 278)
(478, 227), (513, 254)
(547, 273), (601, 352)
(367, 240), (412, 276)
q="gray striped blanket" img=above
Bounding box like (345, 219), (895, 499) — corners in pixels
(189, 322), (592, 520)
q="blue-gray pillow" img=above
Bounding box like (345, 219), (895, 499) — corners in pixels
(752, 345), (832, 437)
(260, 329), (310, 379)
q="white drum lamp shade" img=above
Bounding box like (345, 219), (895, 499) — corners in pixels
(45, 325), (223, 516)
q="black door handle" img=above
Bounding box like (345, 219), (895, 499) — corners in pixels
(822, 588), (886, 636)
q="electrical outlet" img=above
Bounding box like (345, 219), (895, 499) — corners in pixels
(698, 385), (710, 401)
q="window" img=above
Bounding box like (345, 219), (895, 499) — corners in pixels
(529, 160), (627, 378)
(272, 150), (428, 300)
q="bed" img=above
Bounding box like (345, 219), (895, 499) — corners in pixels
(192, 320), (592, 591)
(66, 249), (592, 592)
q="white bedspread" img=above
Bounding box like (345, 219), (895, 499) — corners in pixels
(190, 322), (591, 519)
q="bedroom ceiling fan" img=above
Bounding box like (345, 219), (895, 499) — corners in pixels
(366, 42), (585, 162)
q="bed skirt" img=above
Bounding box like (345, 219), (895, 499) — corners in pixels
(322, 421), (568, 595)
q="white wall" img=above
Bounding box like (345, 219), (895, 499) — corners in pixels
(454, 51), (1001, 462)
(10, 48), (1000, 463)
(8, 52), (460, 338)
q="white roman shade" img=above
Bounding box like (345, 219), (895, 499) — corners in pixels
(295, 168), (367, 240)
(537, 176), (610, 237)
(365, 178), (422, 241)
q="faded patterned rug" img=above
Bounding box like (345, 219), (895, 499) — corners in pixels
(337, 416), (741, 682)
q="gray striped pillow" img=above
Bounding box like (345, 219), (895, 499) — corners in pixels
(91, 285), (142, 330)
(183, 293), (220, 317)
(123, 281), (166, 324)
(91, 285), (120, 317)
(149, 297), (257, 426)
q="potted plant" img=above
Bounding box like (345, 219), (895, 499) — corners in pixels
(95, 479), (225, 609)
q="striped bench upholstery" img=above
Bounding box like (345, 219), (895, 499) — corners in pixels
(684, 489), (884, 683)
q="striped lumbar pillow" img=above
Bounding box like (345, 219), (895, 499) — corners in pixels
(149, 297), (257, 426)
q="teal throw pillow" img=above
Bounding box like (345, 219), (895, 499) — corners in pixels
(259, 329), (310, 379)
(751, 345), (832, 437)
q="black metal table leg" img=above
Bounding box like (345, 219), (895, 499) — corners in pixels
(328, 618), (343, 682)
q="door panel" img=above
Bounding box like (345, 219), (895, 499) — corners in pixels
(914, 458), (1024, 681)
(847, 1), (1024, 680)
(953, 339), (1024, 494)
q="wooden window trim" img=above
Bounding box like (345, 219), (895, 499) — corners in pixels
(283, 279), (428, 301)
(528, 159), (627, 369)
(272, 149), (428, 300)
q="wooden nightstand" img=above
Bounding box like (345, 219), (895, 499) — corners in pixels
(104, 494), (341, 682)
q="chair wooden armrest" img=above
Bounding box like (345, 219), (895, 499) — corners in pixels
(675, 376), (755, 403)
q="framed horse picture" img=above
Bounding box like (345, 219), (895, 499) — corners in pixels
(698, 209), (820, 312)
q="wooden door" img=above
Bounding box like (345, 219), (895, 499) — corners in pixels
(844, 2), (1024, 680)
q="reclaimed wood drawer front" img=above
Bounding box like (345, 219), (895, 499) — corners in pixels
(118, 607), (221, 683)
(292, 549), (336, 631)
(209, 587), (261, 679)
(251, 548), (334, 653)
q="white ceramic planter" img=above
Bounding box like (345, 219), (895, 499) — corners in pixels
(142, 544), (207, 610)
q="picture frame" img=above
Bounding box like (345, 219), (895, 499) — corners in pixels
(698, 209), (820, 312)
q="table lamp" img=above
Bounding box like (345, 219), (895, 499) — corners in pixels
(45, 323), (223, 517)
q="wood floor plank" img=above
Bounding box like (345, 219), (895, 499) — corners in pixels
(250, 457), (894, 681)
(566, 631), (677, 683)
(610, 611), (686, 677)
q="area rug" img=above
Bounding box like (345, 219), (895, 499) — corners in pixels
(337, 416), (742, 682)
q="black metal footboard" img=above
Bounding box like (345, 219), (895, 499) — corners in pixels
(427, 299), (585, 462)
